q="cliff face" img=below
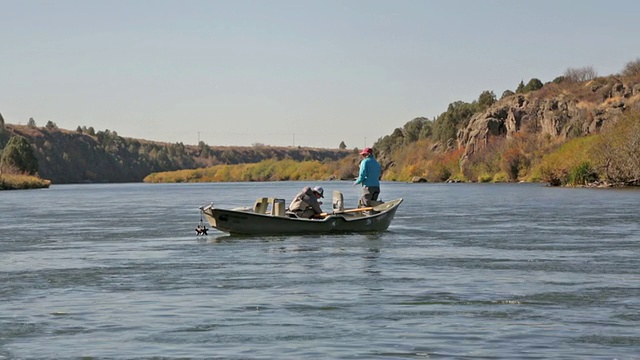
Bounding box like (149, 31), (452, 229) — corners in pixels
(458, 77), (640, 159)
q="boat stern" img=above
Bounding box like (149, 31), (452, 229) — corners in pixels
(200, 204), (217, 228)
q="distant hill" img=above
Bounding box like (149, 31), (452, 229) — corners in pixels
(2, 124), (352, 184)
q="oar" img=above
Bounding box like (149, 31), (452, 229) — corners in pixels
(319, 207), (373, 217)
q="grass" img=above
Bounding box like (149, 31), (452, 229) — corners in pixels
(0, 173), (51, 190)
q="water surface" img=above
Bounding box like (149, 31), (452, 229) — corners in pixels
(1, 182), (639, 359)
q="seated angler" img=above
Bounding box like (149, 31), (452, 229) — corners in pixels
(288, 186), (324, 219)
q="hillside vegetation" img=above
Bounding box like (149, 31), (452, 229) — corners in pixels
(2, 58), (640, 187)
(0, 121), (352, 184)
(371, 61), (640, 186)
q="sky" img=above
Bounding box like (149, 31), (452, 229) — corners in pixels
(1, 0), (639, 149)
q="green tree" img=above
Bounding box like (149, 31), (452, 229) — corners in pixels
(432, 101), (477, 144)
(0, 136), (39, 175)
(523, 78), (544, 92)
(45, 121), (58, 130)
(339, 141), (347, 150)
(501, 89), (515, 99)
(198, 141), (212, 157)
(27, 117), (37, 128)
(419, 120), (433, 139)
(477, 90), (497, 111)
(515, 80), (525, 93)
(375, 128), (405, 154)
(403, 117), (429, 143)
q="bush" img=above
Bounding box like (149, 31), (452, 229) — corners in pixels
(493, 172), (510, 182)
(568, 161), (598, 186)
(0, 173), (50, 190)
(478, 174), (493, 183)
(535, 136), (599, 186)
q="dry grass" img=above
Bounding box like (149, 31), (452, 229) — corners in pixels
(0, 173), (51, 190)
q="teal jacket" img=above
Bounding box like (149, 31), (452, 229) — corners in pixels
(355, 156), (381, 187)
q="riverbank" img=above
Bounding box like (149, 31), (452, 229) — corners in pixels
(0, 174), (51, 190)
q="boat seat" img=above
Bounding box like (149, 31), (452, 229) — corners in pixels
(253, 197), (269, 214)
(332, 191), (344, 212)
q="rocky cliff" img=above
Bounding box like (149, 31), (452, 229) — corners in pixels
(458, 76), (640, 159)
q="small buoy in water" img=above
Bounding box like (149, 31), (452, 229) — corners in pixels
(195, 224), (208, 235)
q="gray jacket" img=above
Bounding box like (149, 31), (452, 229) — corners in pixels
(289, 186), (322, 217)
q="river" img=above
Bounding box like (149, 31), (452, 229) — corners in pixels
(1, 181), (639, 359)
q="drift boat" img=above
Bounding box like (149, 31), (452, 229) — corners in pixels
(199, 191), (403, 236)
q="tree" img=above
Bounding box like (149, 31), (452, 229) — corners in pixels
(552, 76), (566, 84)
(403, 117), (429, 143)
(27, 117), (37, 128)
(0, 112), (8, 149)
(0, 135), (39, 175)
(501, 90), (515, 99)
(594, 112), (640, 185)
(515, 80), (525, 93)
(477, 90), (496, 111)
(419, 120), (433, 139)
(432, 101), (477, 144)
(564, 66), (597, 82)
(621, 57), (640, 77)
(338, 141), (347, 150)
(45, 121), (58, 130)
(198, 141), (212, 157)
(523, 78), (544, 92)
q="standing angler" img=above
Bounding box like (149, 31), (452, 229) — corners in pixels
(354, 147), (382, 207)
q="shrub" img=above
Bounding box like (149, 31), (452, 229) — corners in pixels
(425, 147), (464, 181)
(0, 173), (50, 190)
(478, 174), (492, 183)
(568, 161), (598, 186)
(493, 172), (510, 182)
(535, 136), (599, 186)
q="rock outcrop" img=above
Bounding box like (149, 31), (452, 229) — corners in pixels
(458, 77), (640, 160)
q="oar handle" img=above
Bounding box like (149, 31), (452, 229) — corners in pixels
(319, 207), (374, 217)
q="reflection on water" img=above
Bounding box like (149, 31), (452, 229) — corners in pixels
(1, 182), (639, 359)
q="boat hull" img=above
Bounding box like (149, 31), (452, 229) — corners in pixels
(202, 198), (403, 235)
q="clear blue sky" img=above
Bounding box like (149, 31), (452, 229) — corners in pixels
(2, 0), (639, 149)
